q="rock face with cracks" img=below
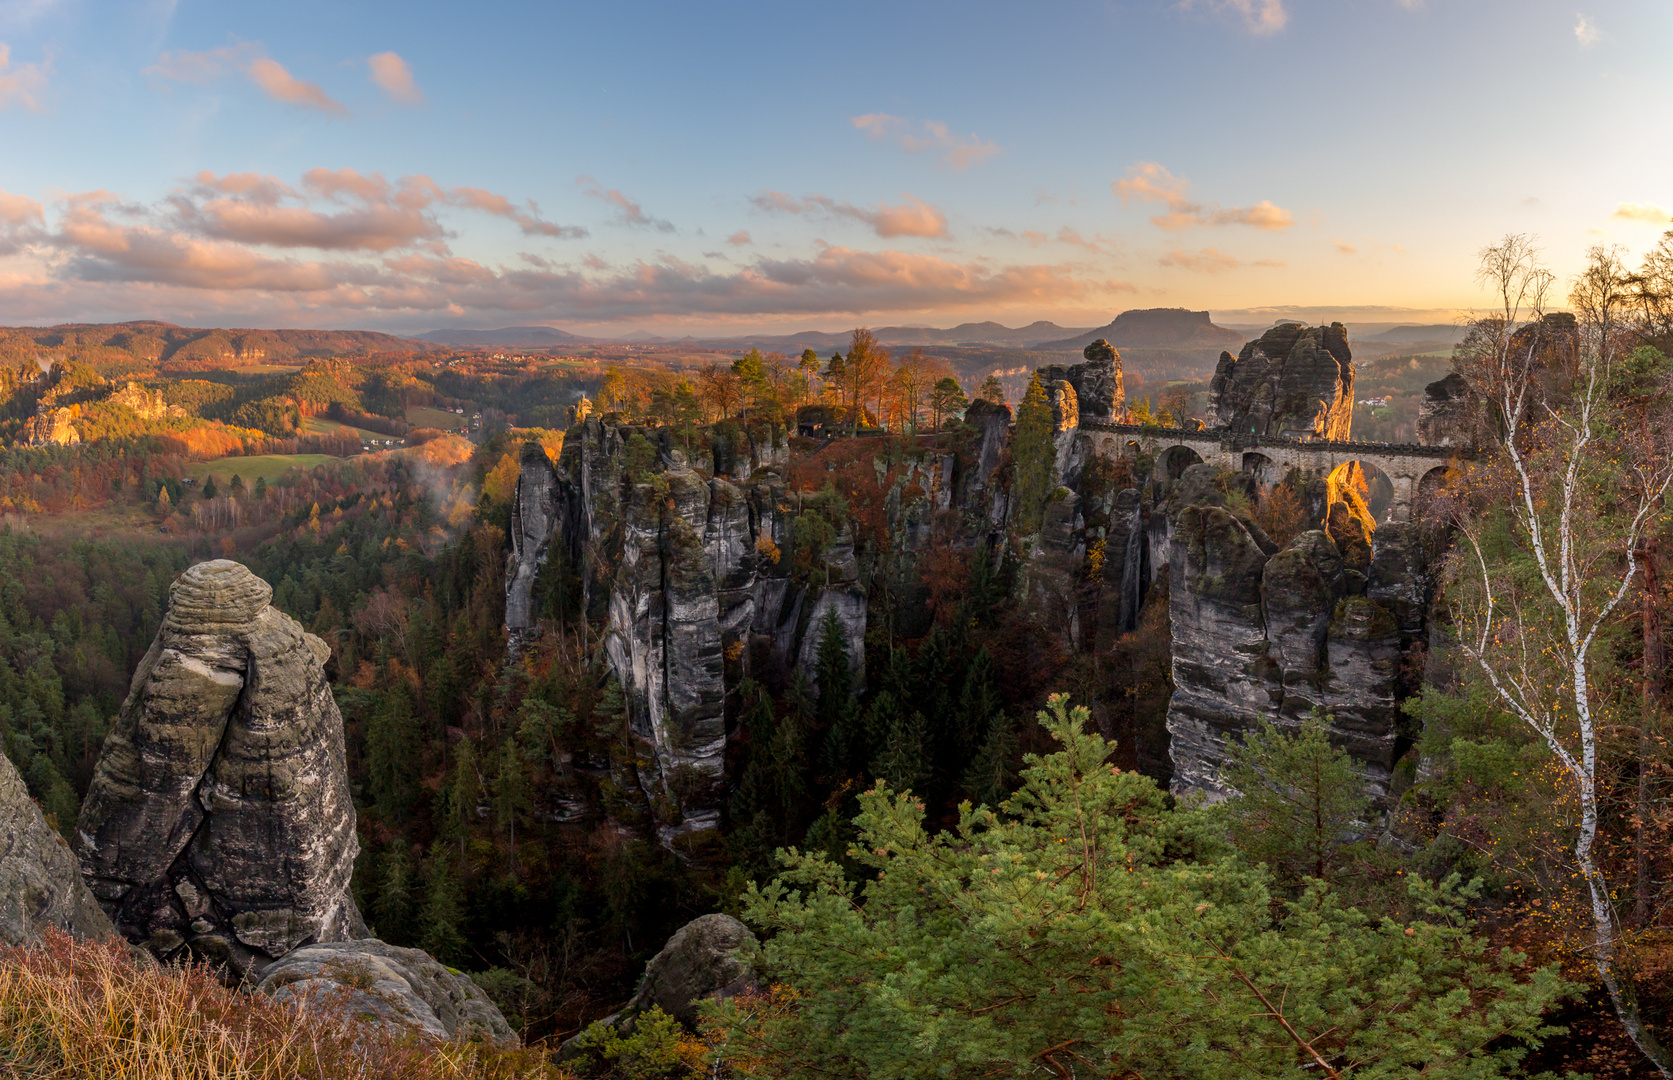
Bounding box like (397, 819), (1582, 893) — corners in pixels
(0, 749), (114, 945)
(1206, 323), (1355, 440)
(76, 560), (365, 978)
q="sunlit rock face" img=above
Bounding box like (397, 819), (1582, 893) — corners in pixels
(76, 560), (364, 978)
(1207, 323), (1355, 440)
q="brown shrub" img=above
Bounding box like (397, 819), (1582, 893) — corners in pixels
(0, 929), (567, 1080)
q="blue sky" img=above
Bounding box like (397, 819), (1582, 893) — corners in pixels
(0, 0), (1667, 334)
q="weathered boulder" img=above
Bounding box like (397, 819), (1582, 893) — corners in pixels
(631, 914), (760, 1029)
(1, 749), (114, 945)
(257, 939), (516, 1045)
(76, 560), (364, 977)
(1206, 323), (1354, 440)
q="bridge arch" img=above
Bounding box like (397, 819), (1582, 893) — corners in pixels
(1414, 464), (1451, 519)
(1158, 443), (1203, 483)
(1328, 460), (1395, 522)
(1242, 451), (1280, 487)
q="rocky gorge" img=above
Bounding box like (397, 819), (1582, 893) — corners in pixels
(506, 325), (1460, 837)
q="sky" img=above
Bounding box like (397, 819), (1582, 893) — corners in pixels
(0, 0), (1668, 337)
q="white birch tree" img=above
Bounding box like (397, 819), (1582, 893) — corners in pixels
(1450, 235), (1673, 1075)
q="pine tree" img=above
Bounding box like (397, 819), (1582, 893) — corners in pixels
(440, 736), (480, 858)
(962, 707), (1018, 807)
(724, 696), (1568, 1077)
(1221, 711), (1370, 891)
(201, 474), (217, 500)
(366, 688), (421, 820)
(371, 840), (415, 944)
(813, 606), (852, 729)
(253, 476), (267, 499)
(1010, 373), (1056, 537)
(494, 734), (531, 866)
(873, 707), (930, 794)
(978, 374), (1005, 405)
(420, 851), (468, 966)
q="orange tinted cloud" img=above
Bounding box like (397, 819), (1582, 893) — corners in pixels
(1114, 162), (1293, 232)
(146, 41), (345, 115)
(1612, 203), (1671, 224)
(1160, 247), (1241, 273)
(367, 51), (423, 105)
(1181, 0), (1288, 35)
(850, 114), (1000, 170)
(727, 230), (752, 245)
(0, 42), (48, 111)
(750, 191), (948, 239)
(246, 57), (346, 114)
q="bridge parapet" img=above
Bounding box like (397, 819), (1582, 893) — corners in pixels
(1078, 419), (1468, 460)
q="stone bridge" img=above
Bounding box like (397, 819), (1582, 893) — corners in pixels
(1080, 420), (1463, 522)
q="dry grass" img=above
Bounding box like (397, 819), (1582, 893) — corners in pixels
(0, 930), (568, 1080)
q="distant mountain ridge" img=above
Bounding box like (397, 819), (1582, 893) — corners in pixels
(416, 321), (1096, 350)
(1039, 308), (1245, 351)
(0, 321), (435, 370)
(416, 326), (591, 346)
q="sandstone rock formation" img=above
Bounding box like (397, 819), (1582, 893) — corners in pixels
(106, 382), (186, 421)
(25, 405), (80, 446)
(1206, 323), (1355, 440)
(1036, 339), (1122, 424)
(76, 560), (364, 977)
(632, 913), (760, 1029)
(1417, 372), (1473, 447)
(257, 939), (515, 1045)
(1, 749), (114, 945)
(1164, 499), (1427, 804)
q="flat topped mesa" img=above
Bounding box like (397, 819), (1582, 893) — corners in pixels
(1206, 323), (1354, 441)
(76, 560), (364, 979)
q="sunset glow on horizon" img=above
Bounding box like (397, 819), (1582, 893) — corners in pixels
(0, 0), (1667, 335)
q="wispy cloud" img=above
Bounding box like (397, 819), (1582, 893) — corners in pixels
(0, 183), (1135, 323)
(577, 176), (674, 231)
(1574, 13), (1602, 48)
(146, 41), (346, 115)
(0, 41), (48, 110)
(1160, 247), (1243, 273)
(1113, 162), (1294, 231)
(727, 230), (752, 245)
(1612, 202), (1671, 224)
(1179, 0), (1288, 35)
(850, 114), (1000, 170)
(367, 51), (423, 105)
(750, 191), (948, 239)
(1334, 239), (1358, 254)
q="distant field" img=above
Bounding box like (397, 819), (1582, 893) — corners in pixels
(406, 405), (463, 428)
(302, 416), (389, 441)
(189, 454), (340, 485)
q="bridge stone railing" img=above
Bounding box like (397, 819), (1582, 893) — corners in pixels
(1077, 421), (1472, 521)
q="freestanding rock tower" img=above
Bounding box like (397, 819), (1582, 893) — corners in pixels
(76, 560), (364, 977)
